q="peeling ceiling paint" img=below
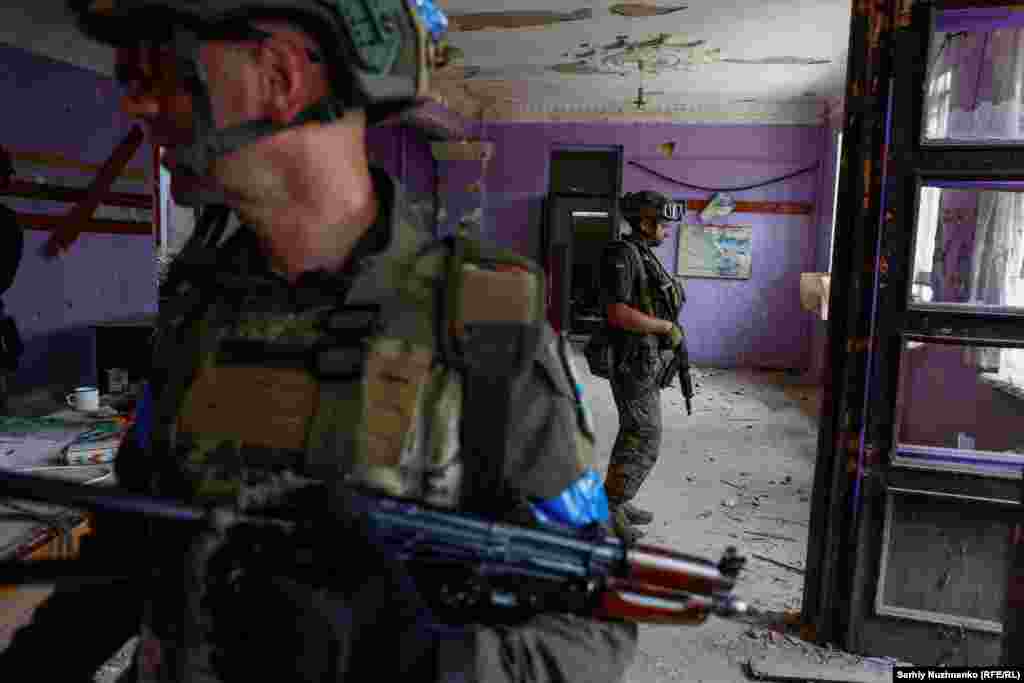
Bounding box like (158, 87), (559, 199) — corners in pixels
(545, 32), (720, 76)
(609, 4), (689, 18)
(434, 0), (851, 122)
(0, 0), (852, 125)
(448, 8), (593, 31)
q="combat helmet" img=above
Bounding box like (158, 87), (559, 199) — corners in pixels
(67, 0), (449, 179)
(620, 191), (684, 224)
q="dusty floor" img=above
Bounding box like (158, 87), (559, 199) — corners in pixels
(575, 359), (823, 683)
(94, 363), (829, 683)
(5, 363), (831, 682)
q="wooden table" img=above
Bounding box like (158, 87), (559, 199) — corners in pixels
(0, 410), (119, 651)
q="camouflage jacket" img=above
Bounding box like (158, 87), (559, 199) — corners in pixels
(0, 169), (637, 683)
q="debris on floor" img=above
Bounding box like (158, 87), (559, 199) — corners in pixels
(745, 643), (915, 682)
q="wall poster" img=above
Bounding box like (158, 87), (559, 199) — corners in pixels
(677, 223), (753, 279)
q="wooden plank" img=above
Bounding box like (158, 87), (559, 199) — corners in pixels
(16, 212), (151, 236)
(44, 125), (146, 258)
(9, 149), (148, 182)
(687, 199), (814, 215)
(1, 178), (151, 210)
(747, 649), (895, 683)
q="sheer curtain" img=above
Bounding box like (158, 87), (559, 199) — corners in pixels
(966, 191), (1024, 375)
(925, 28), (1024, 141)
(912, 187), (942, 303)
(924, 27), (1024, 387)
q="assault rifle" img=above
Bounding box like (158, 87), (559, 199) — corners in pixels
(0, 469), (778, 628)
(659, 331), (695, 415)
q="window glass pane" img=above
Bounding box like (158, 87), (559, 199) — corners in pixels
(923, 6), (1024, 145)
(896, 340), (1024, 463)
(909, 182), (1024, 313)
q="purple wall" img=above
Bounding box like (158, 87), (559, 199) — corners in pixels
(898, 344), (1024, 453)
(0, 45), (155, 393)
(366, 122), (437, 233)
(476, 122), (825, 369)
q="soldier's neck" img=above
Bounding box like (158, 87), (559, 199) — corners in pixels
(215, 118), (380, 283)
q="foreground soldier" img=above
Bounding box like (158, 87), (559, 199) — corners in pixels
(0, 1), (637, 680)
(600, 191), (686, 543)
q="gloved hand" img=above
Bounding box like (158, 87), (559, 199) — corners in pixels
(664, 322), (685, 350)
(199, 488), (458, 682)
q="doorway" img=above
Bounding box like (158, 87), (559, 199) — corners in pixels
(543, 146), (623, 336)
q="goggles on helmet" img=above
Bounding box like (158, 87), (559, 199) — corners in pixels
(621, 191), (685, 224)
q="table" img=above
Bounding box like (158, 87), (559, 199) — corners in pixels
(0, 409), (121, 651)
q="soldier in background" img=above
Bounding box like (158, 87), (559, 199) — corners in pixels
(600, 191), (686, 543)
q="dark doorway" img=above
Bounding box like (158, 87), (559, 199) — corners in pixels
(543, 146), (623, 336)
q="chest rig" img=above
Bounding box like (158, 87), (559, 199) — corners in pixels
(147, 188), (546, 517)
(622, 235), (685, 321)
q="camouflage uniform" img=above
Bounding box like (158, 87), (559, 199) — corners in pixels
(0, 168), (637, 683)
(600, 233), (680, 507)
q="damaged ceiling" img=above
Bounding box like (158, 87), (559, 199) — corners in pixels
(432, 0), (852, 123)
(0, 0), (852, 124)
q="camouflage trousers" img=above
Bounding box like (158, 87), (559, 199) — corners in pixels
(604, 370), (662, 504)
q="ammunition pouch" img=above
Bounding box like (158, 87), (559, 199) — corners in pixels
(583, 327), (615, 380)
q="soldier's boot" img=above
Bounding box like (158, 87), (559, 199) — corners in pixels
(609, 504), (646, 544)
(621, 501), (654, 526)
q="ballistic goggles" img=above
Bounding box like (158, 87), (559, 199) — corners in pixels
(621, 191), (685, 223)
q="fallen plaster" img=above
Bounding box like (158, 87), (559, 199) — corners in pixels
(448, 9), (593, 32)
(610, 4), (690, 18)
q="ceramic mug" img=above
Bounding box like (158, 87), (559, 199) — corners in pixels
(66, 386), (100, 412)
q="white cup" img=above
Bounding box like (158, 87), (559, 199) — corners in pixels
(66, 386), (100, 412)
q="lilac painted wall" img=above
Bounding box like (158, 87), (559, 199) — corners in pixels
(366, 124), (434, 194)
(366, 123), (438, 234)
(476, 122), (825, 370)
(898, 345), (1024, 452)
(0, 45), (155, 393)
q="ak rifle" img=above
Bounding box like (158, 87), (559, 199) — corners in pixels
(0, 469), (779, 628)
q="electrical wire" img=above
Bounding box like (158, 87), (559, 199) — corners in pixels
(627, 160), (820, 193)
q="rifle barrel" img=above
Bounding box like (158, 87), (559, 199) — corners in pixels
(0, 469), (206, 525)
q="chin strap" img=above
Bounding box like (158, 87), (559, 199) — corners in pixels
(167, 27), (348, 180)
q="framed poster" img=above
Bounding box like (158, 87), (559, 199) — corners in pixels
(677, 223), (752, 279)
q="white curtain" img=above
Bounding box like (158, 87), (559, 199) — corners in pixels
(965, 191), (1024, 374)
(925, 28), (1024, 141)
(911, 187), (942, 302)
(924, 29), (1024, 386)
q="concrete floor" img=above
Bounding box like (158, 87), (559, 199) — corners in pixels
(6, 361), (832, 682)
(574, 357), (824, 683)
(95, 362), (831, 683)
